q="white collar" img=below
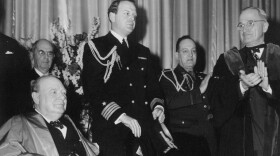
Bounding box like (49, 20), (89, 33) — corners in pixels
(34, 68), (49, 77)
(110, 30), (128, 46)
(256, 48), (264, 58)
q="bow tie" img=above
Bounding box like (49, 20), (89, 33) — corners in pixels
(50, 120), (64, 129)
(246, 44), (266, 53)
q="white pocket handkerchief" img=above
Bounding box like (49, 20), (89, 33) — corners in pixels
(5, 51), (14, 54)
(138, 57), (147, 60)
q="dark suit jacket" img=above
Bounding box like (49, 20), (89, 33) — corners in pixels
(30, 68), (40, 81)
(0, 33), (31, 126)
(210, 43), (280, 156)
(82, 32), (164, 152)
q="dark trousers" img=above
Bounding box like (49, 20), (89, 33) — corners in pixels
(98, 124), (156, 156)
(165, 132), (211, 156)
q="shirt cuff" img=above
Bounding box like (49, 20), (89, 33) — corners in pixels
(114, 113), (126, 124)
(240, 81), (248, 95)
(262, 85), (272, 94)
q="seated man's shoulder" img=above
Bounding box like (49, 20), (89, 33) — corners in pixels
(1, 114), (26, 129)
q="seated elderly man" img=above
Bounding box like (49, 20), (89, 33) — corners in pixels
(0, 76), (99, 156)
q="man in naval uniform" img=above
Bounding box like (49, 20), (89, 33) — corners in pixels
(82, 0), (173, 155)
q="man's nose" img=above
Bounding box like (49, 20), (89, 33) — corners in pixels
(129, 15), (135, 21)
(187, 52), (193, 57)
(243, 25), (251, 32)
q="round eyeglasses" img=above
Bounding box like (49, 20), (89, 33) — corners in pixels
(237, 20), (266, 31)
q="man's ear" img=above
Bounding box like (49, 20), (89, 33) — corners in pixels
(175, 52), (179, 60)
(32, 92), (40, 105)
(263, 21), (269, 33)
(109, 12), (116, 23)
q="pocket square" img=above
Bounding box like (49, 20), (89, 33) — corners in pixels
(138, 57), (147, 60)
(5, 51), (14, 54)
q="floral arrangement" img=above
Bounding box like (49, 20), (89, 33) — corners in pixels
(19, 17), (100, 139)
(50, 17), (100, 95)
(49, 17), (100, 139)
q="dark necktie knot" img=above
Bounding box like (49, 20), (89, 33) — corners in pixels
(122, 39), (128, 48)
(50, 120), (64, 129)
(247, 44), (266, 54)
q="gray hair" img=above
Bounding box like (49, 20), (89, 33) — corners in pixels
(242, 7), (268, 21)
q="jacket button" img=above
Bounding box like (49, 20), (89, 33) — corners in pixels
(141, 68), (144, 71)
(145, 101), (148, 105)
(203, 96), (206, 99)
(129, 83), (133, 86)
(204, 105), (207, 108)
(182, 121), (185, 124)
(126, 67), (130, 70)
(132, 100), (135, 103)
(144, 85), (146, 88)
(102, 102), (106, 106)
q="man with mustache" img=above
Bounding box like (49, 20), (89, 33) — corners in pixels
(210, 7), (280, 156)
(82, 0), (172, 155)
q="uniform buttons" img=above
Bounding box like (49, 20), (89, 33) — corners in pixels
(126, 67), (130, 70)
(141, 68), (144, 71)
(182, 121), (185, 124)
(202, 96), (206, 99)
(144, 85), (146, 88)
(204, 105), (207, 108)
(132, 100), (135, 104)
(145, 101), (148, 105)
(129, 83), (133, 86)
(102, 102), (106, 106)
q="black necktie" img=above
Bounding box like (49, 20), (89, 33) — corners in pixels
(50, 120), (64, 129)
(122, 39), (128, 48)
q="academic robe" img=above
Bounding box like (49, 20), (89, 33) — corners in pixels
(0, 112), (99, 156)
(210, 43), (280, 156)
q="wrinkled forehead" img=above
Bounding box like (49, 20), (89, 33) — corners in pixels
(239, 8), (262, 22)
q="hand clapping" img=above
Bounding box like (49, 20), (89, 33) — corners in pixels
(239, 60), (269, 90)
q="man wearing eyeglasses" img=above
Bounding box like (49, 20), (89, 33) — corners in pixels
(26, 39), (56, 112)
(30, 39), (55, 80)
(210, 7), (280, 156)
(159, 35), (215, 156)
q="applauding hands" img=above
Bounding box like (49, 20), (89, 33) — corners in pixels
(239, 60), (270, 91)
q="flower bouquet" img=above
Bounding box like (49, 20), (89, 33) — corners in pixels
(50, 17), (100, 139)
